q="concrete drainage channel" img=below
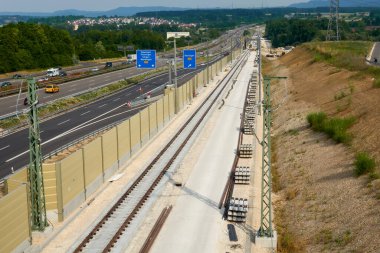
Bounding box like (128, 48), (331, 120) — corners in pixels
(71, 51), (249, 253)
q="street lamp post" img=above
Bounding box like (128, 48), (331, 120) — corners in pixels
(166, 32), (190, 113)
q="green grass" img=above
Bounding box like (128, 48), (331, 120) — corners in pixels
(303, 41), (380, 84)
(354, 152), (376, 176)
(334, 91), (347, 101)
(307, 112), (356, 144)
(373, 78), (380, 88)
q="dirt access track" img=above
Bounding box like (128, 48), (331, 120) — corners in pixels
(264, 47), (380, 253)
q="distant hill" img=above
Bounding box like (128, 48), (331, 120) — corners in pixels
(289, 0), (380, 8)
(0, 6), (187, 18)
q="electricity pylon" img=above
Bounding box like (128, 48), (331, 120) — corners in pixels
(326, 0), (340, 41)
(27, 78), (47, 231)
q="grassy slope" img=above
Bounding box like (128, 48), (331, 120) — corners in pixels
(268, 41), (380, 252)
(302, 41), (380, 85)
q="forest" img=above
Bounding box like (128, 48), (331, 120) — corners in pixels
(1, 8), (380, 73)
(0, 22), (167, 73)
(265, 9), (380, 47)
(0, 23), (74, 73)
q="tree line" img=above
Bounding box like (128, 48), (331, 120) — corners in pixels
(0, 23), (74, 73)
(265, 12), (380, 48)
(0, 22), (166, 73)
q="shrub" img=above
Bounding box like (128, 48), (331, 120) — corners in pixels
(307, 112), (327, 131)
(354, 152), (376, 176)
(322, 117), (356, 144)
(306, 112), (356, 144)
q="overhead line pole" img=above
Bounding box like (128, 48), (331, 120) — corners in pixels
(27, 77), (47, 231)
(257, 76), (286, 238)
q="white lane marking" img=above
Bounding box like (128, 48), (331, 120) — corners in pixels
(70, 84), (78, 87)
(80, 111), (91, 116)
(0, 145), (10, 151)
(113, 98), (121, 102)
(5, 103), (147, 163)
(98, 104), (107, 108)
(57, 119), (70, 126)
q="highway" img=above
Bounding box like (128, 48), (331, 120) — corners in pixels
(0, 60), (166, 117)
(369, 42), (380, 65)
(0, 26), (247, 118)
(0, 58), (222, 179)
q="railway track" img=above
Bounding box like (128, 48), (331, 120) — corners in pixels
(73, 50), (249, 253)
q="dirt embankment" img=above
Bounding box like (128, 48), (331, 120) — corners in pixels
(265, 47), (380, 253)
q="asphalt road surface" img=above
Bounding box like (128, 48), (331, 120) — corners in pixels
(0, 60), (166, 117)
(0, 56), (225, 179)
(369, 42), (380, 65)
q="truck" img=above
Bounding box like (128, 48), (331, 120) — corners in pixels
(127, 54), (137, 63)
(46, 68), (60, 77)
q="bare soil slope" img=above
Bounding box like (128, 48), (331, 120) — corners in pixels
(265, 47), (380, 253)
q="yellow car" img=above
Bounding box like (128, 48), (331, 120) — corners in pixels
(45, 84), (59, 93)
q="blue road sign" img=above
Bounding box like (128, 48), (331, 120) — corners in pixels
(183, 49), (196, 69)
(136, 50), (156, 69)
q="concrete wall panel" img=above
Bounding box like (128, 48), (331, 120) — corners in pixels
(163, 95), (170, 123)
(149, 103), (157, 136)
(0, 185), (30, 253)
(130, 113), (141, 153)
(117, 120), (131, 164)
(43, 163), (57, 210)
(83, 138), (103, 197)
(140, 108), (150, 145)
(6, 168), (27, 193)
(168, 92), (175, 117)
(156, 98), (164, 129)
(101, 128), (118, 179)
(60, 150), (85, 215)
(177, 86), (183, 110)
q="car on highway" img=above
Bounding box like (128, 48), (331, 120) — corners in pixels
(12, 74), (22, 79)
(38, 77), (49, 82)
(59, 71), (67, 77)
(45, 84), (59, 93)
(91, 67), (99, 72)
(0, 81), (12, 88)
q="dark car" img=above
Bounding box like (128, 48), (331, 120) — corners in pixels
(24, 97), (28, 106)
(0, 81), (12, 88)
(12, 74), (22, 79)
(105, 62), (113, 68)
(59, 71), (67, 77)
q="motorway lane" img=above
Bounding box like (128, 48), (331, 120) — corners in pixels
(0, 60), (166, 117)
(0, 59), (221, 179)
(0, 27), (247, 118)
(369, 42), (380, 65)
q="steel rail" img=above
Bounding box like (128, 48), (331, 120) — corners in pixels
(73, 51), (248, 253)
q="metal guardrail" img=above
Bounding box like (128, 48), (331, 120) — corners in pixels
(0, 65), (173, 125)
(0, 64), (135, 98)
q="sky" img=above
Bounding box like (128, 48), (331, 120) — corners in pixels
(0, 0), (307, 12)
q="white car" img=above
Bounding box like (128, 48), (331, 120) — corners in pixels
(37, 77), (49, 82)
(91, 67), (99, 72)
